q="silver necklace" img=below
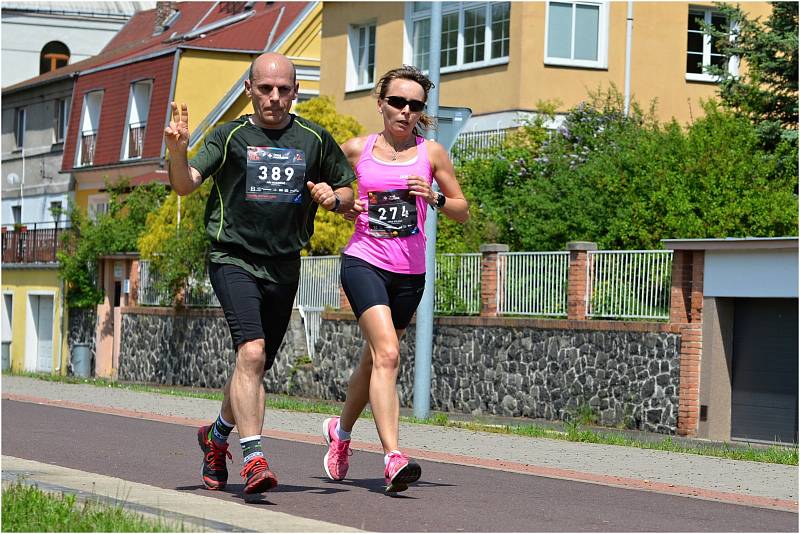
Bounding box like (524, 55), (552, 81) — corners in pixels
(382, 134), (413, 161)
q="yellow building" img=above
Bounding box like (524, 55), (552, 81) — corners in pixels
(1, 265), (68, 375)
(320, 1), (772, 135)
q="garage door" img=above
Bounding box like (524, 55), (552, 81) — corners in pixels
(731, 298), (798, 444)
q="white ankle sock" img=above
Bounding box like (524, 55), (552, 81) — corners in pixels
(335, 420), (351, 441)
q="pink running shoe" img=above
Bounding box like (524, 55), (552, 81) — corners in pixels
(384, 451), (421, 494)
(322, 416), (351, 481)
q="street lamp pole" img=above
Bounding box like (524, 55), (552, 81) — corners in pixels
(413, 1), (442, 420)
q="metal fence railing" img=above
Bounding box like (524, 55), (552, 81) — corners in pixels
(184, 273), (220, 307)
(138, 250), (674, 322)
(497, 252), (570, 316)
(586, 250), (673, 320)
(435, 253), (481, 315)
(294, 255), (342, 309)
(452, 128), (514, 161)
(137, 260), (172, 306)
(1, 222), (69, 264)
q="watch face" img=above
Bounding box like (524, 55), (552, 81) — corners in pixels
(437, 192), (446, 208)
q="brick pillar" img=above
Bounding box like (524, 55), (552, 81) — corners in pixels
(479, 243), (508, 317)
(673, 250), (705, 437)
(129, 259), (140, 307)
(339, 284), (351, 311)
(670, 250), (692, 323)
(566, 241), (597, 321)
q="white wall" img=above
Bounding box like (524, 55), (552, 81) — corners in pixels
(1, 192), (71, 227)
(704, 249), (799, 298)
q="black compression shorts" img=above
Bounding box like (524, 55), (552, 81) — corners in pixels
(340, 253), (425, 329)
(209, 262), (298, 370)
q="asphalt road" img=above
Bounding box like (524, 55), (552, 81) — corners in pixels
(2, 400), (797, 532)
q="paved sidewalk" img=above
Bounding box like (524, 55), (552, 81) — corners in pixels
(1, 375), (797, 524)
(2, 456), (360, 532)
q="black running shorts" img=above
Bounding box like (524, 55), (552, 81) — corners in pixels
(340, 253), (426, 329)
(209, 262), (298, 370)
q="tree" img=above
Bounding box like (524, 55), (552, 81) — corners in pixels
(294, 96), (364, 255)
(449, 88), (797, 252)
(59, 180), (168, 308)
(704, 2), (798, 145)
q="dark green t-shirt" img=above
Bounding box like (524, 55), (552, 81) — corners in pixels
(189, 114), (355, 283)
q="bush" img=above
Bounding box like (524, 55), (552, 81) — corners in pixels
(59, 180), (168, 308)
(449, 87), (797, 252)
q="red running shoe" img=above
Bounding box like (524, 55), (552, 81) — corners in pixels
(240, 456), (278, 494)
(197, 425), (232, 490)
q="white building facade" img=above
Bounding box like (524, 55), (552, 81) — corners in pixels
(1, 1), (154, 88)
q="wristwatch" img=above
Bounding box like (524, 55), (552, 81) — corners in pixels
(332, 194), (341, 212)
(435, 192), (446, 209)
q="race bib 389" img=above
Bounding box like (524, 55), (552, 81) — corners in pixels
(245, 146), (307, 203)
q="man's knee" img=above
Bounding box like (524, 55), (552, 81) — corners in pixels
(236, 339), (267, 371)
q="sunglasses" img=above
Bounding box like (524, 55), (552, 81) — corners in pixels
(384, 95), (425, 112)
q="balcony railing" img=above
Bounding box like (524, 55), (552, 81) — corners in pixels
(80, 130), (97, 166)
(1, 222), (69, 264)
(128, 122), (146, 159)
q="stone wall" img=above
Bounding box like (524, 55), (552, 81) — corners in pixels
(116, 308), (681, 434)
(302, 316), (681, 434)
(118, 307), (308, 392)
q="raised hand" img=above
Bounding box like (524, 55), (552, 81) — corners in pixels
(164, 102), (189, 156)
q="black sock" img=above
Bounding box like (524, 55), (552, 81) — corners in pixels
(240, 436), (264, 464)
(209, 413), (234, 446)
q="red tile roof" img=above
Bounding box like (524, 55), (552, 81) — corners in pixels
(38, 1), (313, 177)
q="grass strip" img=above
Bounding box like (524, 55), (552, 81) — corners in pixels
(1, 481), (181, 532)
(7, 371), (797, 465)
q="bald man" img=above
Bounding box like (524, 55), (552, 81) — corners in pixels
(165, 52), (356, 495)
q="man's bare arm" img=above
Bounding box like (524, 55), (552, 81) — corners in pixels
(164, 102), (203, 196)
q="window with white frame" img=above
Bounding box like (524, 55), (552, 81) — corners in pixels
(13, 107), (26, 149)
(545, 1), (609, 69)
(76, 91), (102, 167)
(407, 2), (511, 73)
(347, 23), (376, 91)
(686, 8), (735, 82)
(87, 194), (109, 221)
(54, 97), (69, 143)
(122, 80), (152, 159)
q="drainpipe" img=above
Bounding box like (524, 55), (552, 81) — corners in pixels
(54, 277), (66, 373)
(623, 1), (633, 117)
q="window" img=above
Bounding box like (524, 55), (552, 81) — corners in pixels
(76, 91), (102, 167)
(11, 206), (21, 225)
(87, 194), (109, 221)
(545, 1), (609, 69)
(347, 23), (376, 91)
(122, 80), (152, 159)
(13, 108), (26, 149)
(686, 8), (735, 82)
(39, 41), (70, 75)
(407, 2), (511, 73)
(54, 97), (70, 143)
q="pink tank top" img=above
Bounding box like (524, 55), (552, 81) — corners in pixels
(343, 133), (433, 274)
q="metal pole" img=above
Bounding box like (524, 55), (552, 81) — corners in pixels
(413, 2), (442, 420)
(624, 1), (633, 117)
